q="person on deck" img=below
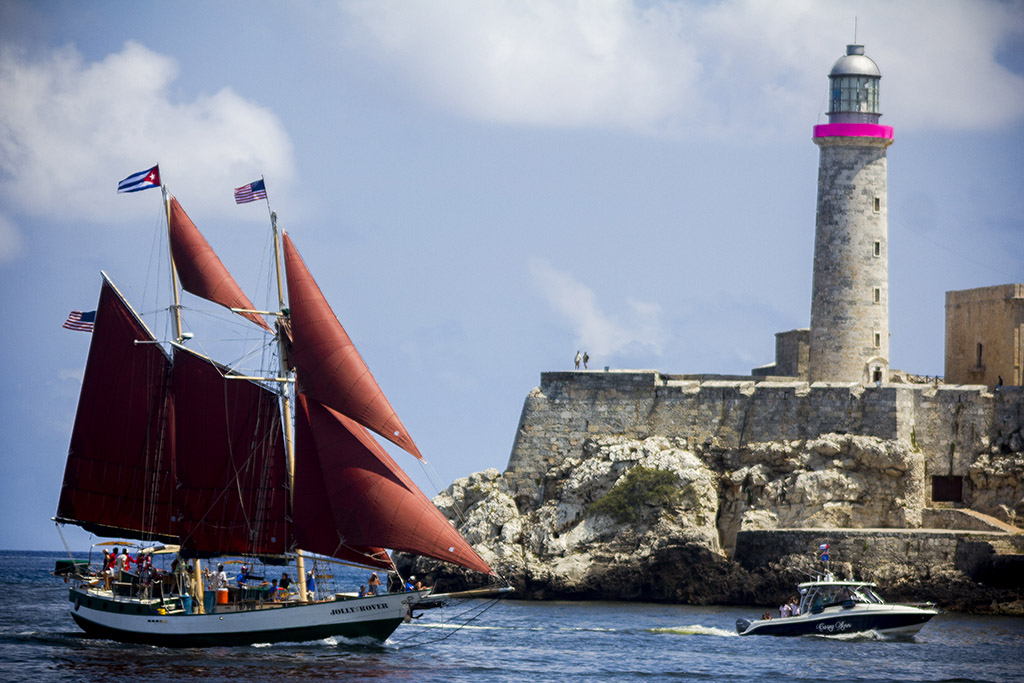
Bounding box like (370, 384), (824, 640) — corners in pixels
(780, 601), (791, 618)
(214, 564), (228, 590)
(139, 556), (154, 599)
(367, 572), (382, 596)
(116, 548), (131, 582)
(101, 549), (113, 590)
(789, 596), (800, 616)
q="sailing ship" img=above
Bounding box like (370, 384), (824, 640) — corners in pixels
(54, 185), (499, 647)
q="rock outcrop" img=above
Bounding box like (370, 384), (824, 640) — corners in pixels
(399, 433), (1023, 614)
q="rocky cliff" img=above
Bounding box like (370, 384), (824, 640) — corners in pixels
(400, 431), (1023, 614)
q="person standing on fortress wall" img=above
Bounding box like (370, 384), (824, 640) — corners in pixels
(574, 351), (581, 369)
(583, 352), (589, 369)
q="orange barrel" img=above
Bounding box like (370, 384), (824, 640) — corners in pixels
(216, 588), (229, 605)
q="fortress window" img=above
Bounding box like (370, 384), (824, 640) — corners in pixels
(873, 287), (881, 304)
(873, 196), (881, 212)
(874, 332), (881, 348)
(976, 343), (984, 368)
(931, 475), (963, 503)
(873, 241), (881, 257)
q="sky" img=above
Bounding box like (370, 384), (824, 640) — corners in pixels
(1, 0), (1022, 552)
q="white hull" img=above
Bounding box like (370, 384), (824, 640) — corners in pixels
(69, 587), (429, 647)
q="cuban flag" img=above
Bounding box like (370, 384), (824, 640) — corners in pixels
(117, 165), (161, 193)
(819, 543), (830, 550)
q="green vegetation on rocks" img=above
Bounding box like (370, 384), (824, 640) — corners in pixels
(589, 466), (680, 523)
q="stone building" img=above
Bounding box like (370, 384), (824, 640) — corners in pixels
(752, 328), (808, 380)
(808, 44), (893, 384)
(945, 283), (1024, 389)
(754, 44), (894, 385)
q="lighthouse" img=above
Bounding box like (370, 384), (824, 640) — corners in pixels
(807, 44), (893, 384)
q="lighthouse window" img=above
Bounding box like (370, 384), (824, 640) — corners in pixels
(873, 196), (881, 212)
(874, 332), (881, 348)
(873, 241), (881, 257)
(830, 76), (880, 114)
(873, 287), (881, 304)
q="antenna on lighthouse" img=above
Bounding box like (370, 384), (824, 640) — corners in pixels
(854, 17), (858, 43)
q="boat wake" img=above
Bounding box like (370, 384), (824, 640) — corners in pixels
(814, 629), (913, 642)
(649, 625), (738, 637)
(410, 622), (509, 632)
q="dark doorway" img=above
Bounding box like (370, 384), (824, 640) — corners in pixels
(932, 475), (964, 503)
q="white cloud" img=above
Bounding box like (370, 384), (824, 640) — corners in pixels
(337, 0), (1024, 135)
(528, 257), (665, 359)
(0, 42), (294, 248)
(340, 0), (700, 133)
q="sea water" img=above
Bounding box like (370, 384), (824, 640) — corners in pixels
(2, 551), (1022, 682)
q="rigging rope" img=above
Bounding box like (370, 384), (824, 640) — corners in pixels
(390, 593), (509, 649)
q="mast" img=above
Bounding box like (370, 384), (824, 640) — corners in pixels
(270, 208), (308, 603)
(162, 186), (185, 344)
(163, 184), (204, 613)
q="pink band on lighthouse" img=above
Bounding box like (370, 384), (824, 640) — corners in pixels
(813, 123), (893, 139)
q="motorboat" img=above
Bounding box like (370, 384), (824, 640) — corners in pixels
(736, 574), (938, 637)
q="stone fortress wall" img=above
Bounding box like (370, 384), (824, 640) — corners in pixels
(504, 370), (1024, 521)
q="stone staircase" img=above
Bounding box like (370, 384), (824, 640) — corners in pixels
(923, 507), (1024, 539)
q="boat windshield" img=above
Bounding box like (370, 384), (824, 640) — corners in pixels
(799, 583), (881, 612)
(854, 586), (885, 604)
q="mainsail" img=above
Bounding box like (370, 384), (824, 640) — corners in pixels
(168, 197), (273, 332)
(293, 393), (493, 576)
(57, 275), (177, 542)
(282, 231), (423, 459)
(170, 345), (289, 557)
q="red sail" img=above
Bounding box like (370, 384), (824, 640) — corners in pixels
(282, 231), (422, 459)
(168, 197), (273, 332)
(57, 275), (176, 542)
(292, 397), (392, 569)
(293, 393), (493, 576)
(170, 346), (289, 557)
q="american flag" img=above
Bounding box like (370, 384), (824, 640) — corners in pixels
(234, 179), (267, 204)
(63, 310), (96, 332)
